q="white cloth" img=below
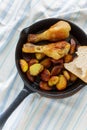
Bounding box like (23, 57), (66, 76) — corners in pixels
(0, 0), (87, 130)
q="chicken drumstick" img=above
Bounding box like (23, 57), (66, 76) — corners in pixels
(22, 41), (70, 60)
(28, 21), (71, 43)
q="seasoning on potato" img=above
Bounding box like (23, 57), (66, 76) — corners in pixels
(20, 59), (28, 72)
(29, 63), (44, 76)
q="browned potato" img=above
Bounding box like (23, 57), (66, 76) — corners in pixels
(70, 38), (76, 54)
(51, 65), (63, 76)
(69, 72), (77, 82)
(40, 58), (51, 68)
(20, 59), (28, 72)
(29, 63), (44, 76)
(39, 81), (52, 90)
(28, 59), (38, 67)
(48, 76), (59, 87)
(56, 75), (67, 90)
(22, 53), (31, 62)
(41, 69), (51, 81)
(64, 54), (73, 63)
(51, 58), (63, 64)
(35, 53), (45, 60)
(63, 70), (70, 80)
(26, 70), (34, 82)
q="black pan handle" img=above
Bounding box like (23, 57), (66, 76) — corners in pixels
(0, 86), (33, 129)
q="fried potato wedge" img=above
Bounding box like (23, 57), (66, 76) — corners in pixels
(29, 63), (44, 76)
(26, 70), (34, 82)
(51, 58), (63, 64)
(48, 76), (59, 87)
(28, 59), (38, 67)
(51, 65), (63, 76)
(20, 59), (28, 72)
(70, 38), (76, 54)
(64, 54), (73, 63)
(69, 72), (77, 82)
(41, 69), (51, 81)
(39, 81), (52, 90)
(56, 75), (67, 90)
(63, 70), (70, 80)
(40, 58), (51, 68)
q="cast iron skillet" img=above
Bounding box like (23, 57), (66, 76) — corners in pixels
(0, 18), (87, 129)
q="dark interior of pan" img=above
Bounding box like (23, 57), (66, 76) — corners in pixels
(15, 18), (87, 98)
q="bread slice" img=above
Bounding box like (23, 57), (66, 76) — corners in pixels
(64, 46), (87, 83)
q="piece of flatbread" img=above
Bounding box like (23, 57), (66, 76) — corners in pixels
(64, 46), (87, 83)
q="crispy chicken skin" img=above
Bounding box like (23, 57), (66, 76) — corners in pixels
(28, 21), (71, 43)
(22, 41), (70, 60)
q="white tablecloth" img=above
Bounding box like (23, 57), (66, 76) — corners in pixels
(0, 0), (87, 130)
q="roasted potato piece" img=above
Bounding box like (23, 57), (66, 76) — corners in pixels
(26, 70), (34, 82)
(29, 63), (44, 76)
(35, 53), (45, 60)
(48, 76), (59, 87)
(20, 59), (28, 72)
(51, 58), (63, 64)
(22, 53), (31, 62)
(40, 58), (51, 68)
(41, 69), (51, 81)
(56, 75), (67, 90)
(51, 65), (63, 76)
(70, 38), (76, 54)
(39, 81), (52, 90)
(64, 54), (73, 63)
(69, 72), (77, 82)
(63, 70), (70, 80)
(28, 59), (38, 67)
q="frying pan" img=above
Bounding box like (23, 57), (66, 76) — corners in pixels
(0, 18), (87, 129)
